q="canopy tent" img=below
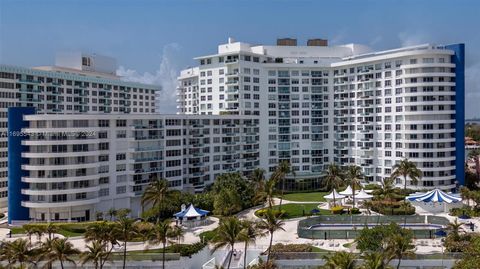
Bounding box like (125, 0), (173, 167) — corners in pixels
(355, 189), (374, 200)
(406, 189), (462, 203)
(174, 204), (210, 227)
(405, 189), (463, 213)
(324, 189), (345, 200)
(339, 185), (355, 196)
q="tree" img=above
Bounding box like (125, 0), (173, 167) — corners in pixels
(346, 165), (364, 209)
(377, 178), (396, 202)
(211, 217), (243, 269)
(147, 220), (176, 269)
(40, 238), (80, 269)
(322, 251), (357, 269)
(80, 240), (108, 269)
(361, 252), (393, 269)
(213, 187), (243, 216)
(238, 220), (264, 269)
(212, 173), (255, 210)
(141, 178), (173, 219)
(388, 233), (415, 269)
(251, 168), (267, 206)
(115, 217), (138, 269)
(84, 221), (118, 269)
(453, 234), (480, 269)
(45, 223), (59, 240)
(169, 225), (185, 245)
(23, 224), (36, 245)
(324, 163), (344, 206)
(256, 209), (285, 262)
(447, 219), (464, 240)
(0, 238), (37, 268)
(107, 208), (117, 221)
(255, 177), (277, 209)
(273, 161), (294, 211)
(391, 158), (422, 190)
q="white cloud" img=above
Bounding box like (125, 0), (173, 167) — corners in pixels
(117, 43), (181, 114)
(398, 31), (430, 47)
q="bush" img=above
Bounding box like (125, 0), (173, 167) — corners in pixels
(169, 242), (206, 256)
(256, 209), (286, 218)
(199, 229), (217, 242)
(269, 243), (314, 253)
(450, 206), (480, 218)
(331, 205), (344, 215)
(370, 201), (415, 215)
(350, 208), (361, 214)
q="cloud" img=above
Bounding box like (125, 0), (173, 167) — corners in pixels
(117, 43), (181, 114)
(369, 35), (383, 46)
(398, 31), (430, 47)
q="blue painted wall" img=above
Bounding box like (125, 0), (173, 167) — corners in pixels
(8, 107), (35, 224)
(446, 44), (465, 187)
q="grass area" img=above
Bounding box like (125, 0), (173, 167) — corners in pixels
(281, 192), (328, 202)
(11, 222), (98, 237)
(256, 203), (331, 219)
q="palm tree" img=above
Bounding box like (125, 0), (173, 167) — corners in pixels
(170, 225), (185, 245)
(211, 216), (243, 269)
(378, 178), (396, 202)
(115, 217), (138, 269)
(41, 238), (80, 269)
(388, 234), (415, 269)
(391, 158), (422, 190)
(141, 178), (172, 217)
(447, 219), (464, 240)
(107, 208), (117, 221)
(147, 220), (175, 269)
(24, 224), (36, 245)
(256, 209), (285, 262)
(80, 240), (108, 269)
(250, 168), (266, 191)
(0, 238), (37, 268)
(361, 252), (392, 269)
(322, 251), (357, 269)
(274, 161), (294, 211)
(238, 220), (264, 269)
(460, 186), (472, 207)
(84, 221), (118, 269)
(34, 225), (45, 242)
(324, 163), (344, 206)
(258, 177), (277, 209)
(45, 223), (59, 240)
(346, 165), (364, 209)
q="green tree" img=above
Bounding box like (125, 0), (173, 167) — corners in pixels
(256, 209), (285, 262)
(388, 233), (415, 269)
(391, 158), (422, 190)
(45, 223), (59, 240)
(80, 240), (108, 269)
(115, 217), (138, 269)
(273, 161), (294, 211)
(322, 251), (357, 269)
(84, 221), (118, 269)
(212, 173), (255, 210)
(238, 220), (264, 269)
(40, 238), (80, 269)
(147, 220), (175, 269)
(0, 238), (37, 268)
(141, 178), (173, 219)
(346, 165), (364, 209)
(211, 217), (243, 269)
(361, 252), (393, 269)
(377, 178), (396, 202)
(213, 187), (242, 216)
(324, 163), (344, 206)
(107, 208), (117, 221)
(447, 219), (464, 240)
(453, 234), (480, 268)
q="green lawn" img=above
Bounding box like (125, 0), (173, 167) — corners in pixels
(256, 203), (331, 219)
(281, 192), (328, 202)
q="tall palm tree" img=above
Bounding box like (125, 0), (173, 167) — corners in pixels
(45, 223), (59, 240)
(147, 220), (175, 269)
(391, 158), (422, 190)
(238, 220), (264, 269)
(80, 240), (108, 269)
(0, 238), (37, 268)
(447, 219), (464, 240)
(346, 165), (364, 209)
(387, 233), (415, 269)
(141, 178), (172, 217)
(40, 238), (80, 269)
(250, 168), (266, 191)
(256, 209), (285, 262)
(274, 161), (294, 211)
(115, 217), (138, 269)
(211, 216), (243, 269)
(24, 224), (36, 245)
(361, 252), (392, 269)
(84, 221), (118, 269)
(378, 178), (396, 202)
(170, 225), (185, 245)
(460, 186), (471, 207)
(107, 208), (117, 221)
(322, 251), (357, 269)
(324, 163), (344, 206)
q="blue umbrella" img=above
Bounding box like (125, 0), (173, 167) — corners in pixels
(434, 230), (447, 237)
(459, 214), (471, 219)
(310, 208), (320, 214)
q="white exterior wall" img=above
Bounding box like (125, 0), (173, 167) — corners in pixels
(177, 40), (460, 190)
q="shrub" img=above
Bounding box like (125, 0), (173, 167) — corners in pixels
(350, 208), (361, 214)
(331, 205), (344, 215)
(269, 243), (313, 253)
(450, 206), (480, 218)
(370, 201), (415, 215)
(169, 242), (206, 256)
(256, 209), (286, 218)
(199, 229), (217, 242)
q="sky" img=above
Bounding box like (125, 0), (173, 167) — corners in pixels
(0, 0), (479, 116)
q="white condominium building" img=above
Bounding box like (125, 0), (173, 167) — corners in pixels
(177, 38), (465, 191)
(0, 52), (160, 210)
(10, 112), (259, 222)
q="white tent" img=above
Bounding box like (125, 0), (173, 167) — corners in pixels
(324, 189), (345, 207)
(355, 189), (373, 200)
(339, 185), (355, 196)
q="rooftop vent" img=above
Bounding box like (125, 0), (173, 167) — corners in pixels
(277, 38), (297, 46)
(307, 39), (328, 46)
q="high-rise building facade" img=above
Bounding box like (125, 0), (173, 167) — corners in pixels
(8, 111), (259, 223)
(0, 52), (160, 210)
(177, 38), (465, 191)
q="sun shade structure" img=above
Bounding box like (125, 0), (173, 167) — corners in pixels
(406, 189), (462, 203)
(323, 189), (345, 200)
(355, 189), (373, 200)
(174, 204), (210, 227)
(339, 185), (355, 196)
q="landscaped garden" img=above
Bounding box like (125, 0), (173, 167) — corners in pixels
(281, 191), (328, 202)
(255, 203), (331, 219)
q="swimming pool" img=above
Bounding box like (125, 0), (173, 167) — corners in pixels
(298, 215), (450, 239)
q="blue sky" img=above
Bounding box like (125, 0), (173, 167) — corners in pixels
(1, 0), (480, 115)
